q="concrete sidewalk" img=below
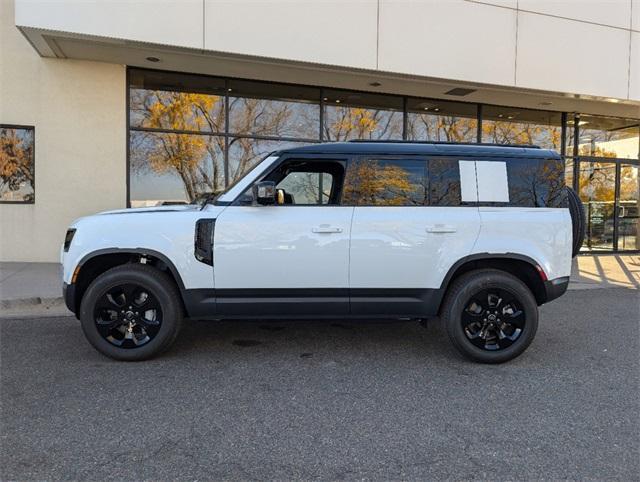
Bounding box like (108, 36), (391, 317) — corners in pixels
(1, 254), (638, 314)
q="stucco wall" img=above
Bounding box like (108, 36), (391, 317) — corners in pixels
(14, 0), (640, 102)
(0, 0), (126, 262)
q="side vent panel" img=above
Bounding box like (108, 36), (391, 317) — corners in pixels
(194, 219), (215, 266)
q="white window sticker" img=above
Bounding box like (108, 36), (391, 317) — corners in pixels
(458, 160), (478, 203)
(476, 161), (509, 203)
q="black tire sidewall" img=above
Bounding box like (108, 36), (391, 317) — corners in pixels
(567, 186), (586, 257)
(443, 270), (538, 364)
(80, 265), (181, 361)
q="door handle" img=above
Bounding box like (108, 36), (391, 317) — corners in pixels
(426, 225), (457, 234)
(312, 226), (343, 234)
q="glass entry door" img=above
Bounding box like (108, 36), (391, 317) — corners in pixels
(578, 161), (616, 251)
(618, 164), (639, 251)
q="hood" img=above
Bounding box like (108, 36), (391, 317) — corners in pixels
(68, 203), (226, 229)
(99, 205), (201, 215)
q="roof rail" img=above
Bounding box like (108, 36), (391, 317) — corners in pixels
(347, 139), (541, 149)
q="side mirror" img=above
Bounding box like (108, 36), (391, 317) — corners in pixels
(253, 181), (276, 205)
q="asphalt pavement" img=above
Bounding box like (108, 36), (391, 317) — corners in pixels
(1, 288), (638, 481)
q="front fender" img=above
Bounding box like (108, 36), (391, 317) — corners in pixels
(61, 206), (222, 289)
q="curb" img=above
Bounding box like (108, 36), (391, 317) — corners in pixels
(0, 297), (72, 319)
(1, 296), (64, 310)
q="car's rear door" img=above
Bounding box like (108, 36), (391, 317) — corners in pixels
(346, 156), (481, 317)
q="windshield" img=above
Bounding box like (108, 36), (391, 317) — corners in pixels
(198, 152), (279, 207)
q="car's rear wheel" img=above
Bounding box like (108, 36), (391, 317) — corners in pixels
(79, 264), (182, 361)
(440, 269), (538, 363)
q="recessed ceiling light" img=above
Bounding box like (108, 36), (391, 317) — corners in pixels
(323, 97), (328, 101)
(498, 114), (503, 118)
(227, 88), (232, 92)
(423, 107), (429, 111)
(507, 115), (514, 119)
(369, 81), (382, 87)
(146, 56), (160, 63)
(433, 108), (440, 112)
(335, 99), (341, 103)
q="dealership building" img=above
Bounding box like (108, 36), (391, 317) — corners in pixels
(1, 0), (639, 262)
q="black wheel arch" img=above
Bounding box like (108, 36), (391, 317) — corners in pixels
(69, 248), (187, 318)
(439, 253), (549, 307)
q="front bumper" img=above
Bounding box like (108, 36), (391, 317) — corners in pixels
(62, 282), (77, 317)
(543, 276), (570, 303)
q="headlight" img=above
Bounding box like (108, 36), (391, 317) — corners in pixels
(63, 228), (76, 252)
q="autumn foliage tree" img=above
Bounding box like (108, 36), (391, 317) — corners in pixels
(130, 90), (298, 202)
(130, 91), (226, 200)
(343, 160), (422, 205)
(0, 128), (34, 201)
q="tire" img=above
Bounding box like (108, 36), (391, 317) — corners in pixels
(566, 186), (586, 257)
(79, 264), (183, 361)
(441, 269), (538, 364)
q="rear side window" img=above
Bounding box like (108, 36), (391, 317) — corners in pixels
(342, 157), (462, 207)
(342, 159), (426, 206)
(427, 158), (461, 206)
(506, 158), (566, 208)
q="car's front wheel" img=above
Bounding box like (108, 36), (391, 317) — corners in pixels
(79, 264), (182, 361)
(440, 269), (538, 363)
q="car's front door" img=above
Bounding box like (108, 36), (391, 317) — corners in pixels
(213, 157), (352, 317)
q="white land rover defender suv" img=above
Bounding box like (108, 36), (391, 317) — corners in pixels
(61, 141), (585, 363)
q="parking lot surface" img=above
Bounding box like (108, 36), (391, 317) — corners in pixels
(1, 288), (638, 480)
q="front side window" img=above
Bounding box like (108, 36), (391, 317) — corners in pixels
(277, 171), (335, 205)
(0, 125), (35, 203)
(239, 158), (345, 206)
(342, 159), (427, 206)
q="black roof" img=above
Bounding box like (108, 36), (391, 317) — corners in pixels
(277, 141), (560, 159)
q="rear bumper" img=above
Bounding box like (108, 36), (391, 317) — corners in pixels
(543, 276), (570, 303)
(62, 282), (77, 316)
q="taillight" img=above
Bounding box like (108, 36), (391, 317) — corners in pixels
(535, 264), (548, 281)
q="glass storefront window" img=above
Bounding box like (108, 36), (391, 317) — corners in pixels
(565, 158), (575, 189)
(129, 70), (226, 133)
(618, 164), (639, 251)
(322, 90), (403, 141)
(576, 115), (639, 160)
(406, 99), (477, 142)
(579, 161), (617, 251)
(228, 80), (320, 139)
(482, 106), (563, 151)
(130, 131), (225, 207)
(227, 138), (314, 184)
(127, 68), (640, 252)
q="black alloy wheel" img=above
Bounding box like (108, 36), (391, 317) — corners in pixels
(441, 269), (538, 363)
(461, 288), (525, 351)
(80, 264), (182, 361)
(94, 283), (163, 348)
